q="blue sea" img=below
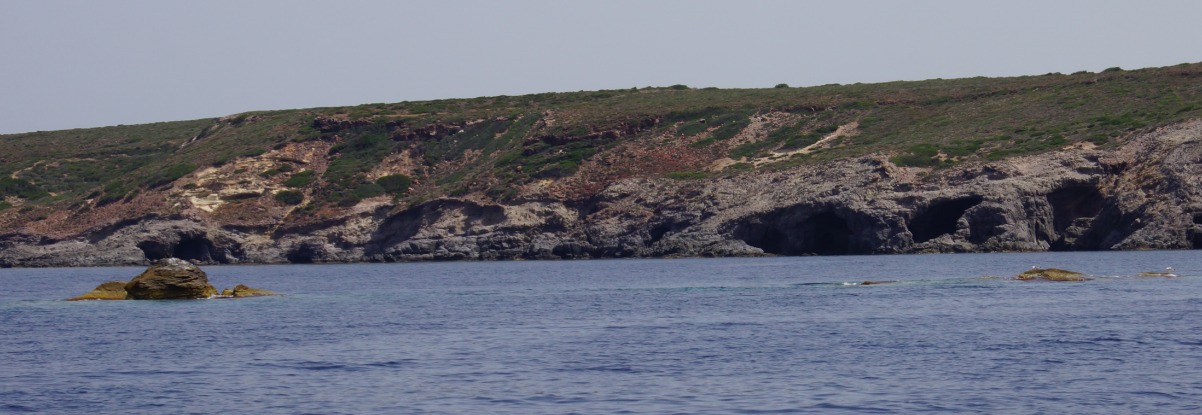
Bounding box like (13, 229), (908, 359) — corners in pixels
(3, 251), (1202, 414)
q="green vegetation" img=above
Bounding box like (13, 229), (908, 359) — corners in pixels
(0, 177), (48, 200)
(890, 144), (942, 167)
(2, 62), (1201, 211)
(666, 171), (709, 180)
(273, 190), (305, 205)
(283, 170), (316, 188)
(376, 174), (412, 196)
(148, 163), (198, 188)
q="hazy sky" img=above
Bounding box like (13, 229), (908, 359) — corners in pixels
(3, 0), (1201, 134)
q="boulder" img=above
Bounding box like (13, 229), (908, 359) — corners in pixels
(67, 281), (131, 301)
(123, 258), (218, 299)
(1015, 268), (1089, 282)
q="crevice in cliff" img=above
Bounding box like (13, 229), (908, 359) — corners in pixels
(732, 207), (865, 255)
(909, 196), (983, 243)
(1049, 185), (1105, 234)
(1046, 184), (1107, 251)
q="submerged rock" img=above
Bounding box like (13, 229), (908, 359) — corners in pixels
(229, 284), (280, 298)
(1138, 267), (1178, 277)
(1015, 268), (1089, 282)
(123, 258), (218, 299)
(67, 281), (131, 301)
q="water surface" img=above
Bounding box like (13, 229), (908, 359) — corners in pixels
(3, 251), (1202, 414)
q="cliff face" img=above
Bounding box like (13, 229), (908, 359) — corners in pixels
(4, 120), (1201, 267)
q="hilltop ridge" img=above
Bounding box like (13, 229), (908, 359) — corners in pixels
(3, 63), (1202, 266)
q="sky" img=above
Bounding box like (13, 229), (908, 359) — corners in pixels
(2, 0), (1201, 134)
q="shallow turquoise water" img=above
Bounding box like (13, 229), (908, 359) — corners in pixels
(3, 251), (1202, 414)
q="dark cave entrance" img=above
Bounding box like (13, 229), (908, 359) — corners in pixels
(173, 236), (217, 262)
(1191, 214), (1202, 249)
(137, 234), (223, 263)
(909, 196), (983, 243)
(799, 211), (853, 255)
(286, 242), (320, 264)
(733, 208), (859, 255)
(1046, 185), (1107, 251)
(1048, 185), (1105, 234)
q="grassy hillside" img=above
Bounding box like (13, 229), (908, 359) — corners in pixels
(3, 62), (1201, 215)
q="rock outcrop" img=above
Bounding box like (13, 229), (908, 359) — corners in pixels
(1014, 268), (1089, 282)
(225, 284), (280, 298)
(67, 281), (131, 301)
(124, 258), (218, 299)
(67, 258), (280, 300)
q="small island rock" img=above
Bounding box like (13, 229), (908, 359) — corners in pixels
(231, 284), (280, 298)
(1015, 268), (1089, 282)
(124, 258), (218, 299)
(67, 281), (131, 301)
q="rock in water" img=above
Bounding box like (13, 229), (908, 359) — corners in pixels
(1015, 268), (1089, 282)
(67, 281), (131, 301)
(124, 258), (218, 299)
(231, 284), (280, 298)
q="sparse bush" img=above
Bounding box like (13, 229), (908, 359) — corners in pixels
(375, 174), (412, 195)
(891, 144), (941, 167)
(0, 177), (47, 200)
(677, 121), (709, 136)
(666, 171), (708, 180)
(147, 163), (198, 188)
(273, 190), (304, 205)
(353, 182), (385, 200)
(711, 119), (749, 141)
(284, 170), (316, 188)
(775, 83), (790, 88)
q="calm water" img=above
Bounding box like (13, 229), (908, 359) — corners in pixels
(3, 251), (1202, 414)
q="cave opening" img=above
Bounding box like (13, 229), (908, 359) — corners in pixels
(799, 211), (852, 255)
(287, 243), (319, 264)
(173, 236), (217, 263)
(1046, 185), (1106, 250)
(732, 218), (784, 255)
(136, 241), (172, 261)
(732, 208), (858, 256)
(909, 196), (983, 243)
(137, 234), (223, 263)
(1048, 185), (1105, 234)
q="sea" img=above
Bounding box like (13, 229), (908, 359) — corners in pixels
(3, 251), (1202, 414)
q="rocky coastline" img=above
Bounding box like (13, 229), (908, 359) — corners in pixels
(6, 120), (1202, 268)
